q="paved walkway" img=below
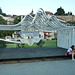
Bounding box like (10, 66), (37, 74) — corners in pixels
(0, 59), (75, 75)
(0, 47), (67, 60)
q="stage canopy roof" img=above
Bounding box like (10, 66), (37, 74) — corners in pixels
(0, 8), (75, 31)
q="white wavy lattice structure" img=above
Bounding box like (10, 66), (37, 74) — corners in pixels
(0, 8), (74, 31)
(0, 8), (75, 45)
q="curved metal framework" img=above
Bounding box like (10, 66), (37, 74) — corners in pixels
(0, 8), (75, 45)
(0, 8), (74, 31)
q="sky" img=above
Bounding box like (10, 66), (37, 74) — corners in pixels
(0, 0), (75, 15)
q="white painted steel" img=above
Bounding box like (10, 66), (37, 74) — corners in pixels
(0, 8), (75, 47)
(57, 29), (75, 49)
(0, 8), (75, 31)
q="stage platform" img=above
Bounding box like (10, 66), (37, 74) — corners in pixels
(0, 47), (67, 60)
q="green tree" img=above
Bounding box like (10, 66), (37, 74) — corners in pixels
(0, 7), (6, 16)
(36, 40), (45, 47)
(68, 12), (72, 15)
(0, 16), (14, 38)
(14, 16), (21, 24)
(54, 7), (65, 15)
(1, 13), (6, 16)
(0, 40), (6, 48)
(0, 30), (14, 38)
(0, 7), (2, 13)
(0, 16), (7, 24)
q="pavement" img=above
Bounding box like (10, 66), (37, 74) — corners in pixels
(0, 47), (67, 60)
(0, 59), (75, 75)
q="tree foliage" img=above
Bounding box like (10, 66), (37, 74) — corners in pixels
(68, 12), (72, 15)
(0, 8), (2, 13)
(54, 7), (65, 15)
(0, 7), (6, 16)
(0, 16), (14, 38)
(0, 16), (7, 24)
(0, 31), (14, 38)
(54, 7), (73, 16)
(36, 40), (45, 47)
(14, 16), (21, 24)
(0, 40), (6, 48)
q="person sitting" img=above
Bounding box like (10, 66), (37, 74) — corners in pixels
(67, 45), (75, 60)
